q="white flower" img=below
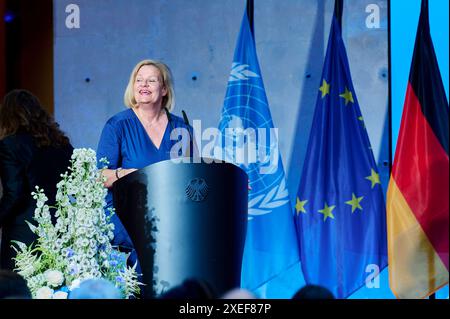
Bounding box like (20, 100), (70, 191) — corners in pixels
(36, 286), (54, 299)
(80, 258), (91, 269)
(62, 234), (70, 243)
(77, 197), (86, 206)
(76, 227), (85, 236)
(85, 193), (93, 204)
(69, 278), (85, 291)
(18, 263), (35, 278)
(53, 291), (68, 299)
(81, 238), (89, 247)
(85, 248), (96, 258)
(44, 270), (64, 287)
(55, 239), (63, 249)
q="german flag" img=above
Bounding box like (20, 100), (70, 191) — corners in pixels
(387, 0), (449, 299)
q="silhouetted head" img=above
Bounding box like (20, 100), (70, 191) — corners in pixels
(68, 278), (122, 299)
(0, 270), (32, 299)
(221, 288), (257, 299)
(158, 278), (216, 299)
(0, 89), (69, 147)
(292, 284), (335, 299)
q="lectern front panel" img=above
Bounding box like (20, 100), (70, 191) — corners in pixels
(113, 159), (248, 298)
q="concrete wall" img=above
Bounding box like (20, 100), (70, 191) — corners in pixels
(54, 0), (389, 208)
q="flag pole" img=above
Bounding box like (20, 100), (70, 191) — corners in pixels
(421, 0), (436, 301)
(387, 0), (393, 174)
(246, 0), (254, 36)
(417, 0), (437, 301)
(334, 0), (344, 29)
(420, 0), (429, 30)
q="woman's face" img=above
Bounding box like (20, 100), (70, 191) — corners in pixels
(133, 65), (167, 107)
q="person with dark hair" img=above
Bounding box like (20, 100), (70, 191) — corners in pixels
(292, 284), (335, 299)
(0, 89), (74, 270)
(158, 278), (217, 299)
(0, 269), (32, 299)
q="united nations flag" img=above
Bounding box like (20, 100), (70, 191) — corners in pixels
(217, 5), (299, 291)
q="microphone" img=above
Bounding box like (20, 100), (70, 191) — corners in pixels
(181, 110), (189, 127)
(164, 107), (175, 131)
(181, 110), (194, 159)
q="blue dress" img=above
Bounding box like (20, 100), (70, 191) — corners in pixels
(96, 108), (192, 254)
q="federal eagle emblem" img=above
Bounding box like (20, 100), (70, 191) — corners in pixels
(185, 178), (209, 202)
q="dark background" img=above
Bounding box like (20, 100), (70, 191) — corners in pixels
(0, 0), (53, 114)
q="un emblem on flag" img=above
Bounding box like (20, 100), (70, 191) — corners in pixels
(185, 178), (209, 202)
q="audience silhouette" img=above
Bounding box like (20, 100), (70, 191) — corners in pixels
(0, 269), (32, 299)
(292, 284), (335, 299)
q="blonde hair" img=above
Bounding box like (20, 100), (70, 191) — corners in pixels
(123, 59), (175, 111)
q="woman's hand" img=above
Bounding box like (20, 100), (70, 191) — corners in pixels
(101, 168), (137, 188)
(101, 169), (116, 188)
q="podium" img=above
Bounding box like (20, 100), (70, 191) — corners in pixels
(112, 158), (248, 298)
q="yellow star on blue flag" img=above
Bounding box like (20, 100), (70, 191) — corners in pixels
(295, 198), (308, 215)
(319, 79), (330, 98)
(339, 87), (354, 105)
(345, 193), (364, 213)
(318, 202), (336, 221)
(366, 169), (381, 188)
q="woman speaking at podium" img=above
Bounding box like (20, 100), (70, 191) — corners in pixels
(96, 59), (192, 269)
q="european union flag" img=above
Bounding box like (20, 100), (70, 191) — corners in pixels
(217, 6), (299, 291)
(294, 3), (388, 298)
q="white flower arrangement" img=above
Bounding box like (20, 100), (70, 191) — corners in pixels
(12, 148), (142, 299)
